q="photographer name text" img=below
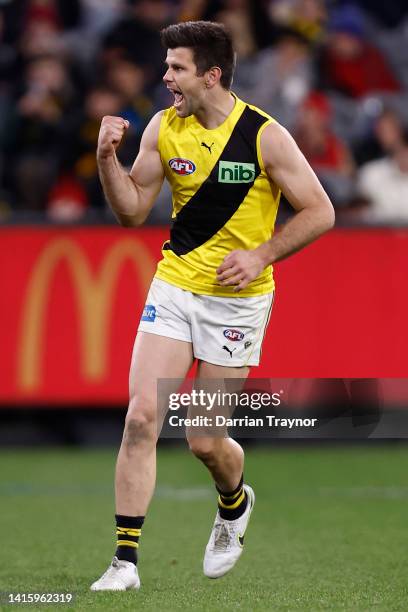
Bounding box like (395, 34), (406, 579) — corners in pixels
(168, 415), (318, 429)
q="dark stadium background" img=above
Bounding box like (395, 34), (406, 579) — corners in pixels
(0, 1), (407, 610)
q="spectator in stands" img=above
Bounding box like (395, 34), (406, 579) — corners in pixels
(357, 135), (408, 223)
(80, 0), (126, 36)
(102, 0), (172, 89)
(106, 56), (153, 136)
(234, 29), (313, 131)
(18, 12), (63, 62)
(47, 173), (89, 222)
(56, 84), (142, 212)
(353, 105), (408, 165)
(320, 4), (401, 99)
(3, 55), (78, 210)
(212, 0), (258, 60)
(268, 0), (327, 44)
(1, 0), (81, 48)
(177, 0), (210, 23)
(373, 108), (408, 155)
(208, 0), (280, 51)
(23, 0), (81, 30)
(13, 0), (82, 64)
(294, 91), (356, 204)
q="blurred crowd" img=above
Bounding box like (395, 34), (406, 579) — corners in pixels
(0, 0), (408, 225)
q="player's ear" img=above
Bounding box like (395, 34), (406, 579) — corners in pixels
(205, 66), (222, 88)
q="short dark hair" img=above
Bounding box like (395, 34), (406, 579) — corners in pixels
(160, 21), (236, 90)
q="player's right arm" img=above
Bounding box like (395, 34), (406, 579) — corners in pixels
(97, 111), (165, 227)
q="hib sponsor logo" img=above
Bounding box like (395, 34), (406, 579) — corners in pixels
(218, 161), (255, 183)
(169, 158), (196, 175)
(223, 329), (244, 341)
(142, 304), (156, 322)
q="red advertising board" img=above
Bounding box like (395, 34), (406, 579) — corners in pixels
(1, 227), (408, 405)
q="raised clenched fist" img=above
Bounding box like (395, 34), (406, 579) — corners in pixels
(97, 115), (130, 159)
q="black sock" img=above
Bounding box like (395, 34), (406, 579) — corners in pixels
(115, 514), (144, 565)
(217, 475), (248, 520)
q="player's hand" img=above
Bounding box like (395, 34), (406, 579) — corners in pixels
(216, 249), (266, 292)
(97, 115), (130, 160)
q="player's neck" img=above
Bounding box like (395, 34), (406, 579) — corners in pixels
(194, 90), (236, 130)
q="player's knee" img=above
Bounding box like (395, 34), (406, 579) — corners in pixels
(123, 414), (155, 447)
(187, 437), (218, 464)
(124, 396), (157, 446)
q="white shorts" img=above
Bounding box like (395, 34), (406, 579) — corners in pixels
(138, 278), (274, 367)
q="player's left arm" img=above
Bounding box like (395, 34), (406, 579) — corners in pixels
(217, 122), (335, 292)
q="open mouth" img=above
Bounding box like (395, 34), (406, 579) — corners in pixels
(172, 89), (184, 108)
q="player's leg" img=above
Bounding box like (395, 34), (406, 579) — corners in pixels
(91, 277), (194, 591)
(187, 361), (255, 579)
(187, 361), (248, 492)
(116, 331), (193, 517)
(91, 331), (193, 591)
(187, 290), (273, 578)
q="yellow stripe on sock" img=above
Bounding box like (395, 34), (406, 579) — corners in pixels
(116, 528), (141, 536)
(116, 540), (139, 548)
(220, 487), (243, 501)
(218, 489), (245, 510)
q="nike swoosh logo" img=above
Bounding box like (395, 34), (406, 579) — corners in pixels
(238, 534), (244, 547)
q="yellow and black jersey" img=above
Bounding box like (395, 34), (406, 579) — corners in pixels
(155, 94), (281, 297)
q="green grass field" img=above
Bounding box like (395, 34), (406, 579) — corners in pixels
(0, 445), (407, 611)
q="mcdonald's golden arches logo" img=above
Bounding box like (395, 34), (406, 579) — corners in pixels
(17, 236), (156, 391)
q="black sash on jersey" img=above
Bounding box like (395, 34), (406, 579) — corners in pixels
(163, 106), (269, 256)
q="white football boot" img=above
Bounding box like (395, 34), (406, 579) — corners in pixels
(90, 556), (140, 591)
(203, 484), (255, 579)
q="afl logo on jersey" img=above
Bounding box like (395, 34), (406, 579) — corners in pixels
(169, 158), (196, 175)
(223, 329), (245, 342)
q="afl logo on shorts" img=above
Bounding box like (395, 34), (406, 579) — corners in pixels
(169, 158), (196, 175)
(223, 329), (244, 342)
(142, 304), (156, 322)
